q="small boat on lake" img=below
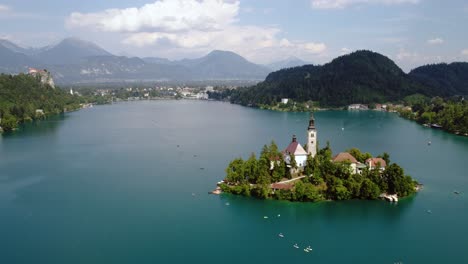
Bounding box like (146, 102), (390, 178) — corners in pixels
(278, 233), (284, 238)
(293, 243), (299, 249)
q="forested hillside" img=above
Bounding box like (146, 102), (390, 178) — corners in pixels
(0, 74), (82, 131)
(220, 50), (466, 107)
(409, 62), (468, 96)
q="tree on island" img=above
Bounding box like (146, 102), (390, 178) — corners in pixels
(347, 148), (372, 163)
(360, 178), (381, 199)
(244, 153), (259, 183)
(382, 163), (416, 196)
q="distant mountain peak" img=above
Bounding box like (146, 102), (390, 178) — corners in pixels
(0, 39), (30, 54)
(284, 55), (302, 61)
(208, 49), (233, 54)
(34, 37), (112, 65)
(56, 37), (111, 54)
(205, 50), (244, 58)
(267, 56), (309, 71)
(0, 38), (18, 47)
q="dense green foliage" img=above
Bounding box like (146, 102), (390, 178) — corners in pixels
(399, 96), (468, 135)
(409, 62), (468, 96)
(210, 51), (468, 109)
(217, 51), (432, 107)
(221, 142), (417, 202)
(0, 74), (87, 131)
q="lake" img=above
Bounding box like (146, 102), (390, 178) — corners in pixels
(1, 100), (467, 263)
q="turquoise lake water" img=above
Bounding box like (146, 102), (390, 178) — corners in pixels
(1, 100), (467, 263)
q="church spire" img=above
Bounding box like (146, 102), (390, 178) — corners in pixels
(306, 112), (317, 157)
(308, 112), (315, 130)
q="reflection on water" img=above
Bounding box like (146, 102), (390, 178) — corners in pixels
(0, 114), (68, 139)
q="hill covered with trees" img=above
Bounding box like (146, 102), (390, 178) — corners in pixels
(214, 51), (467, 108)
(409, 62), (468, 96)
(0, 74), (85, 131)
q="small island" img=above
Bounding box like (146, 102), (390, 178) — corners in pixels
(216, 113), (418, 202)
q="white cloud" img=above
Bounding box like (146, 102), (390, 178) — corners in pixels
(311, 0), (420, 9)
(122, 25), (281, 49)
(427, 38), (444, 45)
(396, 49), (419, 61)
(462, 49), (468, 56)
(66, 0), (327, 63)
(121, 26), (326, 63)
(0, 4), (10, 12)
(279, 38), (293, 47)
(67, 0), (239, 33)
(395, 48), (447, 71)
(303, 42), (327, 53)
(340, 47), (351, 55)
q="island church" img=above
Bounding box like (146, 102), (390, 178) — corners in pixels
(283, 113), (317, 168)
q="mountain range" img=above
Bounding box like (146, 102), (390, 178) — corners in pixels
(0, 38), (290, 84)
(225, 50), (468, 107)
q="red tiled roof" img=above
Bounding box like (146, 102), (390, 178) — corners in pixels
(366, 158), (387, 167)
(271, 183), (293, 190)
(332, 152), (358, 163)
(284, 141), (299, 154)
(283, 142), (308, 156)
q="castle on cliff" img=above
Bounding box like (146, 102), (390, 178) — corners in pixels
(28, 68), (55, 88)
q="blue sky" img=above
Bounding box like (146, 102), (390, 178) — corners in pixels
(1, 0), (467, 71)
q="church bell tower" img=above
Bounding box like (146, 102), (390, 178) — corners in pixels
(307, 112), (317, 157)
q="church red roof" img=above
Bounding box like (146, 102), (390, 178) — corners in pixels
(283, 135), (307, 156)
(284, 141), (299, 154)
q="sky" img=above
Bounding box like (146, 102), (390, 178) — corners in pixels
(1, 0), (468, 71)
